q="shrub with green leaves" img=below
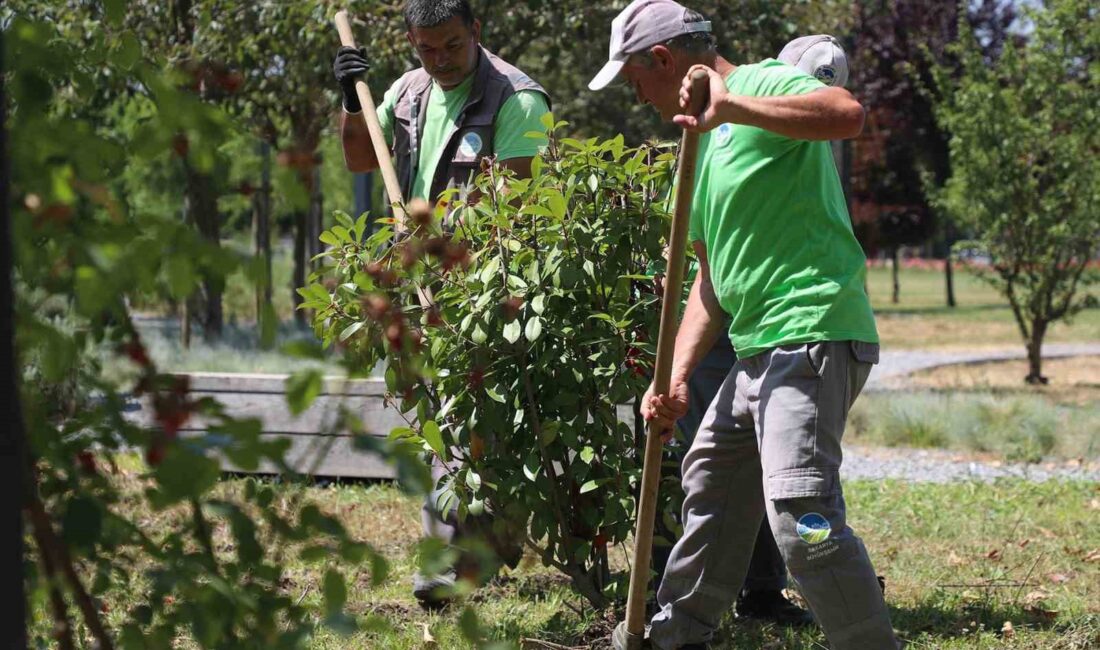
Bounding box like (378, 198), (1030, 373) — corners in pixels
(309, 120), (678, 607)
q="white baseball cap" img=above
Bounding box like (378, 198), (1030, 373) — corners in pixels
(588, 0), (712, 91)
(777, 35), (850, 88)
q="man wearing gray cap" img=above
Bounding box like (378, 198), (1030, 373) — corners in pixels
(592, 2), (898, 649)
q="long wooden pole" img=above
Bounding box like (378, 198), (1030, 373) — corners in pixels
(622, 70), (710, 648)
(333, 10), (406, 225)
(333, 10), (434, 307)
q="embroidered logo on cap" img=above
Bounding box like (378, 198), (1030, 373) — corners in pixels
(796, 512), (832, 545)
(813, 65), (837, 85)
(459, 132), (483, 158)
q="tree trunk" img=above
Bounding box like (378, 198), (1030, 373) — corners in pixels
(181, 299), (192, 349)
(309, 161), (324, 270)
(1025, 320), (1048, 385)
(182, 162), (224, 339)
(253, 141), (273, 330)
(943, 221), (956, 308)
(891, 247), (900, 304)
(1, 34), (30, 647)
(944, 253), (956, 308)
(292, 210), (307, 326)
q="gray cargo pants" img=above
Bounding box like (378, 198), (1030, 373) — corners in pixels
(649, 341), (898, 650)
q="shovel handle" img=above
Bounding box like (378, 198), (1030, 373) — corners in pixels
(623, 69), (710, 644)
(334, 10), (406, 224)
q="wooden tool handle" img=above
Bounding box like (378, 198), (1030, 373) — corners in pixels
(623, 68), (711, 646)
(333, 10), (406, 224)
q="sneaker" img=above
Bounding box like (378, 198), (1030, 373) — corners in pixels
(412, 569), (457, 609)
(735, 589), (815, 627)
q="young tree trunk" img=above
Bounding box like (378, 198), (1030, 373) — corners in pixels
(944, 254), (956, 308)
(253, 141), (273, 326)
(1, 37), (31, 647)
(182, 163), (224, 339)
(891, 247), (901, 304)
(943, 221), (957, 308)
(309, 160), (323, 270)
(181, 299), (192, 349)
(292, 210), (307, 326)
(1025, 319), (1048, 385)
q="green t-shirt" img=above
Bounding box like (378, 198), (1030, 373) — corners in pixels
(376, 73), (550, 201)
(688, 59), (877, 358)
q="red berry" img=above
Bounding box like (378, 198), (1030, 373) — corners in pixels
(76, 451), (97, 475)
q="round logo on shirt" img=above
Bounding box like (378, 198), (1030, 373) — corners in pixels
(813, 65), (837, 86)
(459, 132), (483, 158)
(715, 123), (734, 145)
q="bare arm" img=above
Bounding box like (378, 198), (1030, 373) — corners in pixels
(340, 110), (381, 173)
(643, 241), (727, 433)
(670, 241), (726, 385)
(675, 65), (865, 141)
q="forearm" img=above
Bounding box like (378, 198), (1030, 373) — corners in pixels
(669, 271), (726, 384)
(717, 87), (865, 141)
(340, 110), (381, 173)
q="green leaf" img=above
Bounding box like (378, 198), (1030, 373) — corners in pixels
(422, 420), (445, 456)
(503, 320), (521, 343)
(538, 421), (559, 446)
(531, 294), (546, 315)
(153, 447), (220, 502)
(61, 496), (102, 549)
(579, 480), (601, 494)
(486, 387), (506, 403)
(524, 317), (543, 341)
(580, 446), (596, 464)
(472, 324), (488, 345)
(286, 369), (323, 415)
(323, 569), (347, 615)
(547, 191), (566, 219)
(339, 321), (364, 341)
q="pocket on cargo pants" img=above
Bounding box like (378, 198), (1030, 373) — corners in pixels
(766, 470), (896, 648)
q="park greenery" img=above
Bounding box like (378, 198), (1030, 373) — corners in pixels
(4, 0), (1098, 647)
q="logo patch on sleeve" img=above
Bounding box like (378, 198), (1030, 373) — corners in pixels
(796, 512), (832, 545)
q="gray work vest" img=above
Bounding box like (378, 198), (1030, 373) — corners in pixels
(391, 46), (550, 203)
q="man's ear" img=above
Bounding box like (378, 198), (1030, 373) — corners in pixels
(471, 19), (482, 42)
(650, 45), (676, 72)
(406, 31), (415, 49)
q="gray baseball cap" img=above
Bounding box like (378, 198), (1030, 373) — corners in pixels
(588, 0), (712, 91)
(777, 34), (850, 88)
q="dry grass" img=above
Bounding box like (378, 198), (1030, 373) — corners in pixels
(906, 356), (1100, 405)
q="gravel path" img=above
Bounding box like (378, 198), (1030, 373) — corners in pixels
(842, 444), (1100, 483)
(865, 342), (1100, 390)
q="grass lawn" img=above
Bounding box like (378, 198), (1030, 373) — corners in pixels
(865, 266), (1100, 350)
(49, 475), (1099, 649)
(256, 479), (1100, 648)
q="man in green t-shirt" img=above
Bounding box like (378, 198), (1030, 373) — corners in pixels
(335, 0), (549, 204)
(333, 0), (551, 609)
(591, 2), (898, 649)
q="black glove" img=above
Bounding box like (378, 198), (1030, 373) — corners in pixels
(333, 46), (369, 112)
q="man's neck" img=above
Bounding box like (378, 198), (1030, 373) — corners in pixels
(712, 55), (737, 78)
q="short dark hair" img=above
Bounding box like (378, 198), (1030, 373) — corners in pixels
(403, 0), (475, 30)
